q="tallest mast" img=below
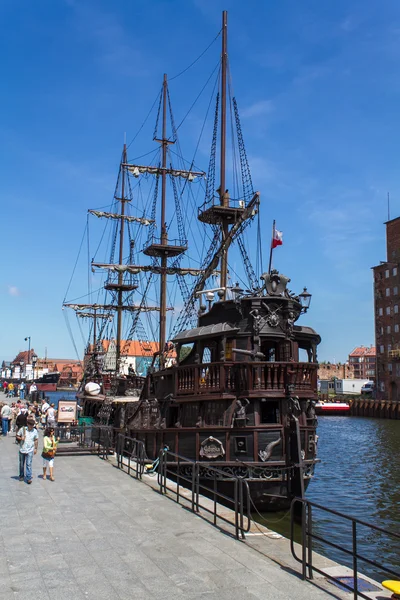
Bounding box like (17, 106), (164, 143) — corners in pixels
(219, 10), (229, 299)
(159, 74), (168, 358)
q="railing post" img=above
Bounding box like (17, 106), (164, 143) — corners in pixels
(307, 504), (313, 579)
(234, 479), (239, 540)
(352, 521), (358, 600)
(301, 500), (307, 580)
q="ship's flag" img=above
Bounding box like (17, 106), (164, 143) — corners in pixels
(272, 228), (283, 249)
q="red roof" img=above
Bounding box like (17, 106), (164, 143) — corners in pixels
(349, 346), (376, 357)
(99, 340), (159, 356)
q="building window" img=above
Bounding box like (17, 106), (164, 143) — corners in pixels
(387, 325), (391, 334)
(388, 344), (392, 352)
(380, 345), (384, 353)
(396, 364), (400, 377)
(395, 324), (399, 333)
(395, 305), (399, 314)
(395, 287), (399, 295)
(385, 269), (390, 278)
(389, 363), (393, 372)
(378, 307), (383, 316)
(394, 267), (398, 276)
(380, 382), (385, 392)
(386, 288), (390, 297)
(386, 307), (391, 315)
(380, 327), (383, 335)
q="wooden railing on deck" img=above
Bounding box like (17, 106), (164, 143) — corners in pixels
(175, 362), (318, 397)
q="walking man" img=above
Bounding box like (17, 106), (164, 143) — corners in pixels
(1, 402), (12, 436)
(16, 416), (38, 483)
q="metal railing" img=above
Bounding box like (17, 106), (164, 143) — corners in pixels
(158, 449), (251, 540)
(290, 498), (400, 599)
(53, 424), (112, 459)
(115, 433), (146, 479)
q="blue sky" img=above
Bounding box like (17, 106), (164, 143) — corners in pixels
(2, 0), (400, 363)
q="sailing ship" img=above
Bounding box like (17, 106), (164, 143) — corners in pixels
(64, 11), (321, 511)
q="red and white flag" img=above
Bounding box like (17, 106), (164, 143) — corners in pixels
(271, 228), (283, 249)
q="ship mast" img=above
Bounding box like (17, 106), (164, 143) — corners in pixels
(219, 10), (228, 299)
(159, 74), (169, 357)
(116, 143), (127, 368)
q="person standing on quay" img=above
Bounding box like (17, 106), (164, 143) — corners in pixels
(42, 427), (59, 481)
(1, 402), (12, 436)
(46, 403), (57, 428)
(16, 416), (38, 483)
(19, 381), (26, 400)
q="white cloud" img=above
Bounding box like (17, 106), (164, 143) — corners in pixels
(8, 285), (20, 297)
(241, 100), (274, 119)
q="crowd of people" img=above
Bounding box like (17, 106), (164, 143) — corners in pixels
(1, 389), (59, 484)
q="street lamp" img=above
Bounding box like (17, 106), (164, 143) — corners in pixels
(24, 336), (31, 365)
(19, 360), (24, 380)
(299, 287), (312, 312)
(32, 355), (37, 381)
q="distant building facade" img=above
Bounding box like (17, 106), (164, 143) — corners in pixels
(86, 340), (159, 376)
(372, 216), (400, 400)
(318, 363), (354, 381)
(348, 346), (376, 381)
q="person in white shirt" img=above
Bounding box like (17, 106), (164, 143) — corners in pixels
(16, 416), (38, 483)
(1, 403), (12, 436)
(46, 403), (57, 428)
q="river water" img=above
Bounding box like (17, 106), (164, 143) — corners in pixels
(255, 416), (400, 580)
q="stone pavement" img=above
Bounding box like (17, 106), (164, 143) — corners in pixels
(0, 431), (365, 600)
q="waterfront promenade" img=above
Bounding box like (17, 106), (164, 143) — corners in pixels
(0, 432), (389, 600)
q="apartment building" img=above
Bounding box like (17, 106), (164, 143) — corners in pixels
(372, 216), (400, 400)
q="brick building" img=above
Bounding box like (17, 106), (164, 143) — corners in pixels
(318, 363), (355, 380)
(348, 346), (376, 380)
(372, 216), (400, 400)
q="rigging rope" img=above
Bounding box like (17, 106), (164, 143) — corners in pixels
(169, 28), (222, 81)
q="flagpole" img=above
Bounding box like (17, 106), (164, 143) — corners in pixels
(268, 219), (275, 274)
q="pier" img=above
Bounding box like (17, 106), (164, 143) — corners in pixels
(0, 432), (393, 600)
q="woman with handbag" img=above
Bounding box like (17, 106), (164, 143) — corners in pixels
(42, 427), (59, 481)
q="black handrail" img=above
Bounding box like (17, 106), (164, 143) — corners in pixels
(158, 448), (251, 540)
(290, 497), (400, 599)
(115, 433), (146, 479)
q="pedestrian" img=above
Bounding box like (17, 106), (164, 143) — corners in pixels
(42, 427), (59, 481)
(19, 381), (26, 400)
(3, 381), (8, 394)
(7, 382), (14, 398)
(1, 402), (12, 436)
(46, 403), (57, 428)
(16, 416), (38, 483)
(10, 402), (17, 432)
(16, 407), (28, 430)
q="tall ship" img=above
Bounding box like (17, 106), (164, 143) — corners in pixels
(64, 11), (321, 511)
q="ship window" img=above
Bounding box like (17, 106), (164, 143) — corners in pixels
(202, 343), (216, 364)
(179, 343), (194, 363)
(225, 339), (233, 360)
(181, 403), (200, 427)
(260, 399), (280, 424)
(279, 342), (291, 362)
(203, 400), (226, 426)
(234, 437), (247, 454)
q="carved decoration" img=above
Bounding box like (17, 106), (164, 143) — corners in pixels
(199, 436), (225, 459)
(258, 437), (281, 462)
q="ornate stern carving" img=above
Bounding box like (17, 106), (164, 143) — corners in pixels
(200, 436), (225, 459)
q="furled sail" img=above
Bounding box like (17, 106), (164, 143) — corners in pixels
(124, 164), (205, 180)
(92, 263), (203, 276)
(88, 210), (154, 225)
